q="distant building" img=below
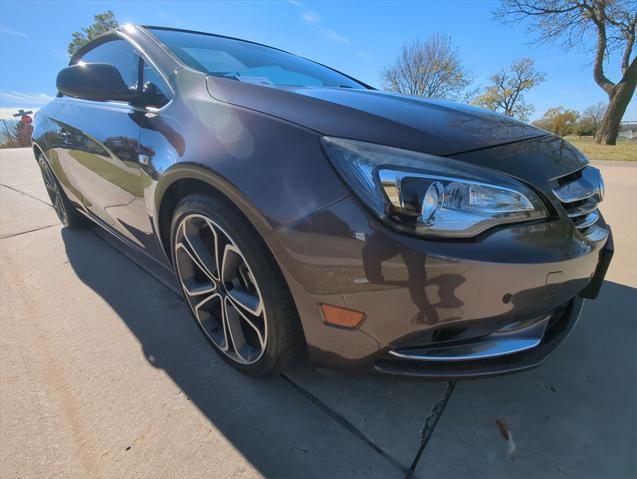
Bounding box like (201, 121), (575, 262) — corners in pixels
(619, 121), (636, 139)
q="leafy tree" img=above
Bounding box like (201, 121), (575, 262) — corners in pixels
(472, 58), (545, 121)
(381, 34), (474, 101)
(574, 117), (596, 137)
(533, 106), (580, 137)
(495, 0), (637, 145)
(68, 11), (119, 56)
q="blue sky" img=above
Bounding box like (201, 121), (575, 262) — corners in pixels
(1, 0), (635, 121)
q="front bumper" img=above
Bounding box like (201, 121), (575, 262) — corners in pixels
(265, 195), (612, 379)
(375, 298), (584, 379)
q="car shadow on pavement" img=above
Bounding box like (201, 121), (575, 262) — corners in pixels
(60, 228), (406, 478)
(60, 227), (637, 478)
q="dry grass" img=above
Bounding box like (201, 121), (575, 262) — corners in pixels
(565, 136), (637, 162)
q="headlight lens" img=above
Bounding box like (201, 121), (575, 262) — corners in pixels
(322, 137), (547, 238)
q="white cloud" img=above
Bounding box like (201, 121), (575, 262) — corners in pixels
(0, 92), (55, 107)
(0, 26), (27, 38)
(290, 2), (351, 45)
(356, 51), (372, 60)
(323, 29), (351, 44)
(301, 11), (321, 23)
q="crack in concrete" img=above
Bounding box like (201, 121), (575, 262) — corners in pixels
(405, 381), (457, 478)
(281, 373), (409, 476)
(0, 223), (59, 239)
(0, 183), (52, 207)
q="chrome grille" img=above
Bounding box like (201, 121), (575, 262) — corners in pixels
(553, 166), (604, 235)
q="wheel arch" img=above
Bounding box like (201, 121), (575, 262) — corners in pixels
(154, 164), (273, 264)
(32, 141), (45, 160)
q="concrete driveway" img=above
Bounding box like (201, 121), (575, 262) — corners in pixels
(1, 147), (635, 478)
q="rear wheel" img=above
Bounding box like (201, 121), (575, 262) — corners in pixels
(37, 154), (85, 229)
(170, 193), (304, 377)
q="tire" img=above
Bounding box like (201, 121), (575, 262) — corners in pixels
(37, 154), (85, 229)
(170, 193), (305, 377)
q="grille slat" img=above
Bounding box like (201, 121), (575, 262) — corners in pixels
(572, 210), (600, 230)
(553, 167), (603, 235)
(565, 198), (599, 218)
(553, 167), (600, 203)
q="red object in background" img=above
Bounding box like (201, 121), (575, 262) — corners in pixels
(16, 115), (34, 147)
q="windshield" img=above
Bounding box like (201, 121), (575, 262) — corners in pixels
(148, 28), (367, 89)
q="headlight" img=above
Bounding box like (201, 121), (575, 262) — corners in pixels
(322, 137), (547, 238)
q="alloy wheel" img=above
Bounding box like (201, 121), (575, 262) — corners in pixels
(174, 213), (267, 365)
(38, 157), (68, 224)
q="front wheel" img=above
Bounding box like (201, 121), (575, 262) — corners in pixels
(170, 193), (304, 377)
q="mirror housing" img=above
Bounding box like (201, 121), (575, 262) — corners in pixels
(56, 63), (137, 102)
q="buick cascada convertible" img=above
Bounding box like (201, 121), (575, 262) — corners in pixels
(32, 25), (613, 378)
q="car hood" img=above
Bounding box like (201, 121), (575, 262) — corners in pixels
(206, 77), (548, 157)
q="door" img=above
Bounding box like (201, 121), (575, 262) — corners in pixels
(53, 37), (155, 250)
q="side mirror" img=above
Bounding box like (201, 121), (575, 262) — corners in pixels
(56, 63), (138, 102)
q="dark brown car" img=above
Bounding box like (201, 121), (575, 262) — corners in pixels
(32, 25), (613, 378)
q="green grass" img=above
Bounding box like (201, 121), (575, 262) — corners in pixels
(564, 136), (637, 162)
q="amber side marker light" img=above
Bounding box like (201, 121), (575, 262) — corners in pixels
(320, 303), (366, 329)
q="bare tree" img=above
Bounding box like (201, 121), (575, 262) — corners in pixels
(0, 119), (19, 149)
(582, 101), (607, 134)
(495, 0), (637, 145)
(381, 34), (473, 101)
(472, 58), (546, 121)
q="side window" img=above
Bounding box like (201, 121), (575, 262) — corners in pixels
(78, 39), (140, 91)
(141, 61), (171, 108)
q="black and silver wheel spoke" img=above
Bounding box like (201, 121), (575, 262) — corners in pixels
(221, 243), (263, 317)
(52, 192), (67, 223)
(175, 214), (267, 365)
(179, 218), (220, 281)
(174, 242), (216, 296)
(194, 293), (229, 351)
(39, 159), (67, 223)
(41, 163), (57, 192)
(224, 296), (266, 363)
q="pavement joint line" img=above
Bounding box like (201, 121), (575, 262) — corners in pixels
(281, 373), (410, 476)
(0, 223), (59, 239)
(0, 183), (52, 207)
(405, 381), (457, 478)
